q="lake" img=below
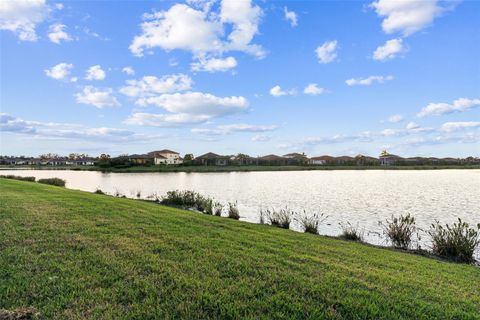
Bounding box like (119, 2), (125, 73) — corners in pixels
(2, 169), (479, 255)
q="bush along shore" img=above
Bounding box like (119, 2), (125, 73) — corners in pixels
(1, 178), (480, 319)
(2, 175), (479, 264)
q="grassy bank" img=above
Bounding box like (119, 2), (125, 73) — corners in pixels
(1, 179), (479, 319)
(2, 164), (480, 173)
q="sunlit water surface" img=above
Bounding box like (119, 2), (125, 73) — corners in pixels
(2, 169), (479, 257)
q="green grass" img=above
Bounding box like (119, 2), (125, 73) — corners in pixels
(2, 164), (480, 173)
(1, 179), (479, 319)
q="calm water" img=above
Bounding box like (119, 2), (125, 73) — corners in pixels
(2, 169), (480, 256)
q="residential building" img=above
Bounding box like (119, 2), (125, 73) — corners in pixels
(379, 150), (404, 166)
(195, 152), (230, 166)
(148, 149), (183, 165)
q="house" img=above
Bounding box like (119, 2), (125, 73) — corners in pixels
(309, 155), (335, 165)
(232, 154), (258, 166)
(379, 150), (403, 166)
(334, 156), (356, 165)
(195, 152), (230, 166)
(283, 152), (308, 165)
(355, 155), (379, 166)
(128, 154), (152, 165)
(258, 154), (289, 166)
(148, 149), (183, 165)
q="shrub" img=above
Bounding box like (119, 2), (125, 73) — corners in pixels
(0, 175), (36, 182)
(339, 222), (363, 241)
(214, 202), (223, 216)
(428, 219), (480, 263)
(38, 178), (66, 187)
(380, 214), (418, 249)
(227, 202), (240, 220)
(295, 212), (328, 234)
(94, 188), (105, 195)
(261, 208), (292, 229)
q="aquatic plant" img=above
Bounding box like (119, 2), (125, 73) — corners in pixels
(0, 175), (36, 182)
(227, 202), (240, 220)
(38, 178), (66, 187)
(214, 202), (223, 216)
(260, 208), (292, 229)
(380, 214), (418, 249)
(295, 211), (328, 234)
(339, 222), (364, 241)
(428, 219), (480, 263)
(94, 188), (105, 195)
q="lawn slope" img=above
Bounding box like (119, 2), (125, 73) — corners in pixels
(0, 179), (479, 319)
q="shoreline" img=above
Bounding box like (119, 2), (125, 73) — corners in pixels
(1, 164), (479, 173)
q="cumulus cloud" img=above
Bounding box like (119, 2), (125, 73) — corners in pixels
(47, 23), (72, 44)
(191, 56), (237, 72)
(192, 123), (277, 135)
(373, 38), (405, 61)
(0, 0), (48, 41)
(122, 66), (135, 76)
(130, 0), (264, 59)
(315, 40), (338, 64)
(44, 62), (73, 80)
(1, 113), (162, 142)
(284, 7), (298, 27)
(119, 74), (193, 99)
(346, 75), (394, 86)
(406, 121), (419, 130)
(387, 114), (404, 123)
(440, 121), (480, 132)
(269, 85), (296, 97)
(303, 83), (325, 96)
(85, 65), (106, 81)
(75, 86), (120, 108)
(126, 92), (248, 127)
(417, 98), (480, 117)
(370, 0), (457, 37)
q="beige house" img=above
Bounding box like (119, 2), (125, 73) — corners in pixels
(148, 149), (183, 165)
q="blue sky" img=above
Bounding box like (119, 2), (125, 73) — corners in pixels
(1, 0), (479, 157)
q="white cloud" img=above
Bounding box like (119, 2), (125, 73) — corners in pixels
(75, 86), (120, 108)
(129, 92), (248, 126)
(192, 123), (277, 135)
(252, 134), (271, 142)
(315, 40), (338, 64)
(191, 56), (237, 72)
(441, 122), (480, 132)
(44, 62), (73, 80)
(303, 83), (325, 96)
(373, 38), (405, 61)
(47, 23), (72, 44)
(284, 7), (298, 27)
(1, 113), (162, 142)
(122, 66), (135, 76)
(85, 65), (106, 81)
(120, 74), (192, 99)
(417, 98), (480, 117)
(0, 0), (47, 41)
(269, 85), (296, 97)
(387, 114), (404, 123)
(346, 75), (394, 86)
(406, 121), (419, 130)
(125, 112), (210, 127)
(370, 0), (456, 37)
(130, 1), (264, 58)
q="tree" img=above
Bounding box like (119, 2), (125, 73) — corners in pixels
(184, 154), (194, 162)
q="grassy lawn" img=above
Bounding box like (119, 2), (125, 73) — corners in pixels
(1, 178), (479, 319)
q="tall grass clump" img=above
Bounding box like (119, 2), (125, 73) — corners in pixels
(160, 190), (217, 215)
(380, 214), (418, 249)
(0, 175), (36, 182)
(428, 219), (480, 263)
(227, 202), (240, 220)
(295, 212), (328, 234)
(260, 208), (292, 229)
(214, 202), (223, 216)
(38, 178), (66, 187)
(94, 188), (105, 195)
(339, 222), (363, 241)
